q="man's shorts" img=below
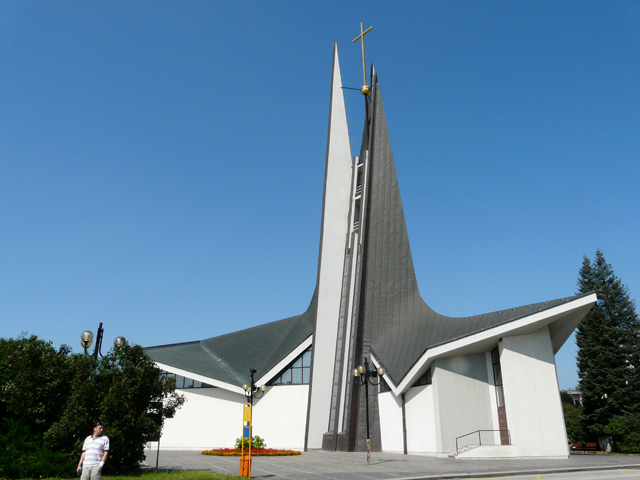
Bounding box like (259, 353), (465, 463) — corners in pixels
(80, 465), (103, 480)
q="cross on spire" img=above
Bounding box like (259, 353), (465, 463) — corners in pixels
(353, 22), (373, 95)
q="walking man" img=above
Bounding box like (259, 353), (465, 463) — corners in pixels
(77, 422), (109, 480)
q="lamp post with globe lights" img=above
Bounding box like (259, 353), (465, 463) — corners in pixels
(242, 368), (267, 406)
(352, 357), (386, 464)
(80, 322), (126, 358)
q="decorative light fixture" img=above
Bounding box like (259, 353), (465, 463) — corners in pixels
(80, 330), (94, 352)
(243, 368), (267, 405)
(80, 323), (126, 358)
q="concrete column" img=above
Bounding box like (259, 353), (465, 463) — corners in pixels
(500, 326), (569, 457)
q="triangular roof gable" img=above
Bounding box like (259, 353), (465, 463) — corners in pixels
(146, 291), (316, 391)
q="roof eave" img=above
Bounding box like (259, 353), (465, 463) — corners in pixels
(154, 361), (246, 395)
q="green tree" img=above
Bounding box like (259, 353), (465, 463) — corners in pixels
(562, 402), (586, 443)
(0, 334), (184, 477)
(576, 249), (639, 446)
(0, 335), (75, 436)
(560, 392), (586, 443)
(44, 343), (185, 473)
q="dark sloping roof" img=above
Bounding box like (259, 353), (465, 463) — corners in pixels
(146, 291), (316, 387)
(361, 74), (592, 385)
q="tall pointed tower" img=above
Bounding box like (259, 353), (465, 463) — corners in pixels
(304, 43), (353, 450)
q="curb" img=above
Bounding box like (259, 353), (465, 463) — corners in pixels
(391, 463), (640, 480)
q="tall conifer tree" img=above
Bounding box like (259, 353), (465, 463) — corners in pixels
(576, 249), (639, 438)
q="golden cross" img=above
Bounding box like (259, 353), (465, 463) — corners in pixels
(353, 22), (373, 95)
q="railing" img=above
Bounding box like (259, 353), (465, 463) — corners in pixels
(455, 430), (510, 456)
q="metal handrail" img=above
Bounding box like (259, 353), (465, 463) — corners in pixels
(455, 429), (510, 456)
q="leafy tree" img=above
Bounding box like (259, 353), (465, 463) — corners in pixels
(560, 391), (586, 443)
(44, 343), (185, 473)
(0, 334), (184, 477)
(562, 402), (586, 443)
(0, 335), (75, 435)
(576, 249), (639, 445)
(560, 391), (574, 405)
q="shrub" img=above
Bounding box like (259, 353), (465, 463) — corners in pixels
(235, 435), (266, 450)
(563, 401), (586, 443)
(604, 415), (640, 453)
(0, 417), (75, 479)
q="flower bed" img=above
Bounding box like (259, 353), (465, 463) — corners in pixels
(202, 448), (301, 457)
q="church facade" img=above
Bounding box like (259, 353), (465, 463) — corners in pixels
(146, 44), (596, 458)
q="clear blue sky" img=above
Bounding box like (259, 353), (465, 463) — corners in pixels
(2, 1), (638, 390)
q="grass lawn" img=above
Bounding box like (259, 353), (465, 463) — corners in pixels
(18, 471), (244, 480)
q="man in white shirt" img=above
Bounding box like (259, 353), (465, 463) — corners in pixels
(76, 422), (110, 480)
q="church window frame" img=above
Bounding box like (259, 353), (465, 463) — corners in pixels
(491, 347), (505, 407)
(160, 371), (214, 389)
(269, 346), (312, 385)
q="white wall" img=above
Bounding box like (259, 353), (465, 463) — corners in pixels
(432, 354), (495, 454)
(158, 388), (246, 450)
(379, 384), (441, 454)
(405, 385), (438, 453)
(155, 385), (309, 451)
(500, 326), (569, 457)
(378, 391), (404, 453)
(253, 385), (309, 450)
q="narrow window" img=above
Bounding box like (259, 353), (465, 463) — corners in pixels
(268, 346), (313, 385)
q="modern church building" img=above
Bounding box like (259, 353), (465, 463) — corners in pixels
(146, 44), (597, 458)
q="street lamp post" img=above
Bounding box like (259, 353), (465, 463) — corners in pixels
(240, 369), (267, 478)
(352, 357), (386, 464)
(80, 322), (126, 357)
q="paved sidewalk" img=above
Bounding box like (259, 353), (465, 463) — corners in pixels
(143, 449), (640, 480)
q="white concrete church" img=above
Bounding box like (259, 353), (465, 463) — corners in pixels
(146, 44), (597, 458)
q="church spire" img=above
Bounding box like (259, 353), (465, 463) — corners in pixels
(304, 42), (353, 450)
